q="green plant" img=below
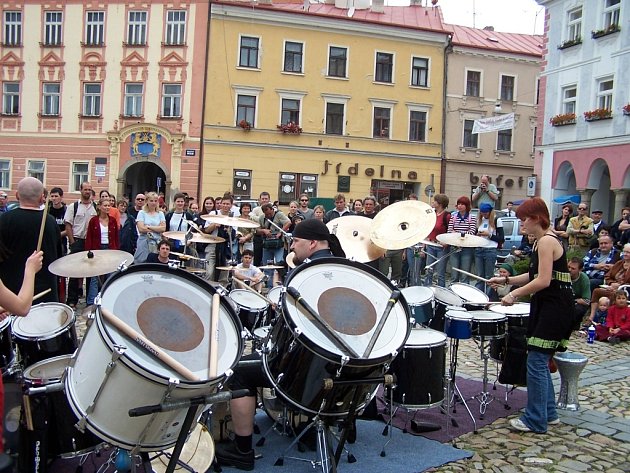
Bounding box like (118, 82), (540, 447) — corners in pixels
(583, 108), (612, 120)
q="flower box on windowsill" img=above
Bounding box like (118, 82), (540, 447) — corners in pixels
(550, 113), (576, 127)
(277, 122), (302, 134)
(238, 120), (252, 131)
(623, 105), (630, 116)
(583, 109), (612, 122)
(558, 38), (581, 50)
(591, 24), (621, 39)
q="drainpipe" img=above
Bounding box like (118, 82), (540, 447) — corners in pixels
(440, 34), (452, 194)
(197, 0), (213, 201)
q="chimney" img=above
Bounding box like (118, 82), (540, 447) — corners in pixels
(371, 0), (384, 13)
(410, 0), (422, 5)
(303, 0), (309, 10)
(483, 26), (495, 31)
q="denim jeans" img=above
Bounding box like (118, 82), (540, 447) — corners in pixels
(521, 349), (558, 432)
(449, 247), (474, 284)
(87, 244), (109, 305)
(474, 247), (497, 294)
(424, 245), (447, 287)
(405, 247), (425, 287)
(262, 246), (285, 288)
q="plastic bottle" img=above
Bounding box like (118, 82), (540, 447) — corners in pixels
(587, 324), (596, 344)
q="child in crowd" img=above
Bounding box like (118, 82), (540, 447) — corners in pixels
(595, 290), (630, 344)
(490, 263), (515, 302)
(580, 296), (609, 334)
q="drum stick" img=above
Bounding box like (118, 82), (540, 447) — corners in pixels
(232, 277), (273, 305)
(36, 194), (51, 252)
(208, 293), (220, 379)
(363, 289), (401, 358)
(100, 307), (200, 382)
(286, 286), (360, 358)
(33, 288), (52, 301)
(451, 267), (491, 284)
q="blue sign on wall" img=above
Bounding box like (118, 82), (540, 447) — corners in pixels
(131, 132), (161, 158)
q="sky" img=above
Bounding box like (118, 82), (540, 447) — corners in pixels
(387, 0), (545, 35)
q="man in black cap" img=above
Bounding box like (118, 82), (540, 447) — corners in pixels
(215, 218), (344, 471)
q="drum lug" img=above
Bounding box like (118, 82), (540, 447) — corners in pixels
(336, 355), (349, 378)
(217, 369), (234, 391)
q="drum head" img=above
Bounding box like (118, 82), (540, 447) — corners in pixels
(401, 286), (433, 305)
(12, 303), (74, 340)
(0, 316), (10, 330)
(99, 265), (242, 383)
(23, 354), (72, 385)
(405, 328), (446, 347)
(283, 258), (409, 361)
(229, 289), (268, 310)
(267, 286), (283, 305)
(431, 286), (463, 307)
(471, 310), (507, 322)
(449, 283), (489, 304)
(489, 303), (531, 316)
(445, 310), (472, 321)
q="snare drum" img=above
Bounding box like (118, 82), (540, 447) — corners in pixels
(263, 258), (410, 417)
(266, 286), (283, 325)
(444, 310), (473, 339)
(19, 355), (102, 468)
(470, 311), (507, 339)
(401, 287), (434, 325)
(449, 283), (489, 310)
(65, 264), (243, 451)
(229, 289), (269, 331)
(431, 286), (463, 332)
(12, 303), (78, 368)
(389, 328), (446, 408)
(0, 317), (15, 372)
(489, 303), (530, 363)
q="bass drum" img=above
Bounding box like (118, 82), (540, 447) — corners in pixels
(65, 264), (243, 452)
(263, 258), (410, 417)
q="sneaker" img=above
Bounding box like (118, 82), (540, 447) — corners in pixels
(608, 336), (621, 345)
(509, 418), (533, 432)
(548, 418), (561, 425)
(215, 441), (255, 471)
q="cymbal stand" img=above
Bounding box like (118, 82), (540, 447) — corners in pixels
(470, 335), (496, 419)
(424, 246), (461, 270)
(256, 398), (299, 447)
(447, 338), (477, 433)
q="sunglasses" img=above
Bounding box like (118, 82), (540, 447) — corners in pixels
(300, 199), (308, 202)
(578, 207), (586, 210)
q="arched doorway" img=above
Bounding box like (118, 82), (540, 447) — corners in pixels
(124, 161), (167, 200)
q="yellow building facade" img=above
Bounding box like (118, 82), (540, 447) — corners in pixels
(202, 2), (449, 206)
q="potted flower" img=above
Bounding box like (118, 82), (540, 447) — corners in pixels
(550, 113), (576, 126)
(238, 119), (252, 130)
(583, 108), (612, 121)
(592, 23), (621, 39)
(623, 104), (630, 116)
(277, 122), (302, 134)
(558, 37), (581, 50)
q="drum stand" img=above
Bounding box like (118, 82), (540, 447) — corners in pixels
(469, 336), (498, 419)
(446, 338), (477, 433)
(256, 401), (299, 447)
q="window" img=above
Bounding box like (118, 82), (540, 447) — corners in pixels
(411, 57), (428, 87)
(466, 70), (481, 97)
(596, 78), (613, 110)
(500, 75), (515, 101)
(567, 7), (582, 41)
(82, 83), (101, 116)
(3, 11), (21, 46)
(561, 85), (577, 114)
(27, 160), (45, 182)
(497, 128), (512, 151)
(281, 98), (300, 125)
(124, 83), (143, 117)
(162, 83), (181, 117)
(127, 11), (147, 45)
(373, 107), (391, 138)
(239, 36), (259, 68)
(328, 46), (347, 78)
(71, 162), (89, 192)
(463, 119), (478, 148)
(409, 110), (427, 142)
(326, 103), (344, 135)
(603, 0), (620, 29)
(42, 83), (60, 116)
(283, 41), (303, 73)
(0, 160), (10, 189)
(233, 170), (252, 198)
(236, 95), (256, 127)
(85, 11), (105, 46)
(2, 82), (19, 115)
(165, 10), (186, 45)
(44, 11), (63, 46)
(375, 52), (393, 83)
(278, 173), (318, 205)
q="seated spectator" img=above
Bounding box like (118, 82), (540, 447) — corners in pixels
(568, 257), (591, 328)
(595, 290), (630, 344)
(581, 296), (609, 334)
(588, 243), (630, 322)
(504, 233), (535, 264)
(610, 207), (630, 248)
(147, 240), (173, 264)
(489, 263), (515, 302)
(583, 235), (620, 292)
(233, 249), (265, 293)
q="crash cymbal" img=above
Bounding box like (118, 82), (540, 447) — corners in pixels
(286, 251), (297, 269)
(327, 216), (385, 263)
(216, 266), (238, 271)
(370, 201), (436, 250)
(184, 267), (207, 274)
(169, 251), (202, 260)
(258, 265), (284, 270)
(420, 239), (442, 248)
(163, 231), (225, 244)
(49, 250), (133, 278)
(200, 214), (260, 228)
(436, 233), (489, 248)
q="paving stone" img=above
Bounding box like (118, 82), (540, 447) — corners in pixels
(612, 432), (630, 442)
(575, 428), (591, 437)
(587, 424), (618, 436)
(557, 459), (590, 471)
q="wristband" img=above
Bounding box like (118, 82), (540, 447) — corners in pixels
(504, 276), (509, 285)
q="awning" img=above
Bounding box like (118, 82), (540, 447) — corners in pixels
(552, 194), (581, 205)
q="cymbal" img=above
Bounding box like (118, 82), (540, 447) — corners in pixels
(184, 267), (207, 274)
(163, 231), (225, 244)
(216, 266), (238, 271)
(169, 251), (204, 261)
(49, 250), (133, 278)
(286, 251), (297, 269)
(420, 239), (442, 248)
(258, 265), (284, 270)
(436, 233), (489, 248)
(370, 201), (436, 250)
(200, 214), (260, 228)
(327, 216), (385, 262)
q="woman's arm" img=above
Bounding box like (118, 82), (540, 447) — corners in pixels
(0, 251), (43, 317)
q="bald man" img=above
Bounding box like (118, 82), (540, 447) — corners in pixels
(0, 177), (62, 303)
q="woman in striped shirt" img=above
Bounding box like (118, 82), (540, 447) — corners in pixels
(447, 196), (477, 284)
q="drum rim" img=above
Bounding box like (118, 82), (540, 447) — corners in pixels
(431, 286), (463, 306)
(282, 257), (411, 365)
(11, 302), (76, 340)
(449, 282), (489, 303)
(22, 353), (72, 385)
(401, 286), (434, 305)
(470, 311), (508, 322)
(96, 264), (244, 386)
(0, 316), (11, 329)
(229, 289), (269, 310)
(488, 302), (531, 316)
(405, 328), (447, 346)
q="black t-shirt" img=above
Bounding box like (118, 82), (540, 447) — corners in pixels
(48, 204), (67, 233)
(146, 253), (168, 264)
(0, 208), (62, 302)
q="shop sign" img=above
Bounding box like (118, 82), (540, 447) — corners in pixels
(322, 160), (418, 180)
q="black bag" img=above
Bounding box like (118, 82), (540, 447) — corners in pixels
(262, 238), (284, 249)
